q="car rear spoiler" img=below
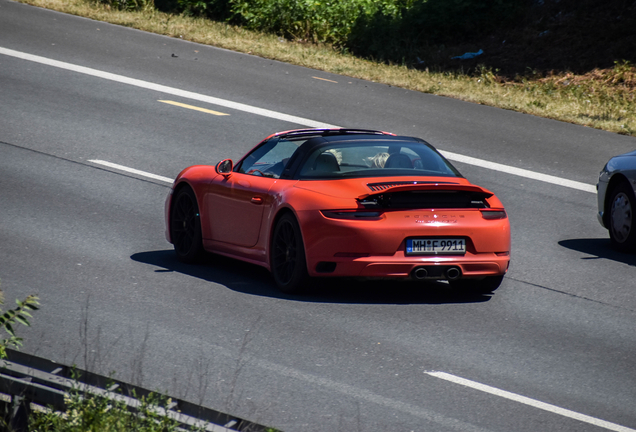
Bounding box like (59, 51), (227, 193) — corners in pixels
(357, 183), (494, 200)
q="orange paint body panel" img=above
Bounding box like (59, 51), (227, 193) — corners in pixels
(294, 178), (510, 278)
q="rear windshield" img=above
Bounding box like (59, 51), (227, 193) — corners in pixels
(298, 142), (461, 179)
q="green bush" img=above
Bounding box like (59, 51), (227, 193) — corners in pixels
(169, 0), (526, 66)
(97, 0), (156, 12)
(0, 288), (39, 360)
(228, 0), (412, 44)
(171, 0), (411, 43)
(175, 0), (230, 18)
(30, 387), (183, 432)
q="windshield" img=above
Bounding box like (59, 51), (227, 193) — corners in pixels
(298, 141), (461, 179)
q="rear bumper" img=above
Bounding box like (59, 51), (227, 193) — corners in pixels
(307, 251), (510, 279)
(299, 208), (510, 279)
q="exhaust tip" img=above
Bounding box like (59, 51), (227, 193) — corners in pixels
(413, 267), (428, 280)
(446, 267), (461, 281)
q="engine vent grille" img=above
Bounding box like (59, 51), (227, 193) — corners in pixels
(367, 181), (456, 192)
(359, 190), (490, 209)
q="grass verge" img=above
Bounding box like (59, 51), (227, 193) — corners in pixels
(14, 0), (636, 136)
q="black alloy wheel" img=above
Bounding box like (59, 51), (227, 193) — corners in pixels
(271, 213), (309, 294)
(608, 182), (636, 253)
(170, 186), (203, 263)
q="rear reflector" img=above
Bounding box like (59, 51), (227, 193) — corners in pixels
(480, 210), (507, 220)
(321, 210), (382, 220)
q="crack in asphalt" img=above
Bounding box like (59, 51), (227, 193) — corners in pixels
(0, 140), (172, 188)
(506, 276), (636, 314)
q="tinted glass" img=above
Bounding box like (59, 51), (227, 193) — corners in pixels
(237, 139), (305, 178)
(298, 141), (460, 179)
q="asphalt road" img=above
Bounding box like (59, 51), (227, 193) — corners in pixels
(1, 1), (636, 431)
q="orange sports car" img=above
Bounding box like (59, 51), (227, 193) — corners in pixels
(165, 129), (510, 294)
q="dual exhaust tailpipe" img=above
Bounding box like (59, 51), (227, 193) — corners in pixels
(412, 266), (461, 281)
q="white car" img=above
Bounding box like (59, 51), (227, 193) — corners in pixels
(597, 150), (636, 252)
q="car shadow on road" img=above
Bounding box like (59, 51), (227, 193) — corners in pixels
(131, 250), (492, 305)
(558, 238), (636, 266)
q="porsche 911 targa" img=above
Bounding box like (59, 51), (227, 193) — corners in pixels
(165, 129), (511, 294)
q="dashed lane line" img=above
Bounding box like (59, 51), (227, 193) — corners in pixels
(427, 371), (636, 432)
(89, 160), (173, 184)
(312, 76), (338, 83)
(158, 100), (229, 116)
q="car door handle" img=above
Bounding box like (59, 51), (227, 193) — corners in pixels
(251, 196), (263, 204)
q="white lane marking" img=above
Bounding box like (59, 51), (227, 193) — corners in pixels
(0, 46), (334, 128)
(1, 46), (597, 194)
(89, 159), (173, 184)
(252, 359), (491, 432)
(439, 150), (597, 193)
(427, 371), (636, 432)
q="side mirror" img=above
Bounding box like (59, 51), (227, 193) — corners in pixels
(215, 159), (233, 177)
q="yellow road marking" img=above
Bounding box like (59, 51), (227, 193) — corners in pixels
(312, 76), (338, 84)
(158, 100), (229, 116)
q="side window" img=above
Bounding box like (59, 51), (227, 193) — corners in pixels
(238, 140), (300, 178)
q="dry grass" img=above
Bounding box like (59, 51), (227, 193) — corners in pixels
(17, 0), (636, 136)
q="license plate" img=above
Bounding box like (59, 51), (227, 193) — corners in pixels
(406, 238), (466, 255)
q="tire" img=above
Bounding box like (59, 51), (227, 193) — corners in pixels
(608, 182), (636, 253)
(450, 275), (504, 295)
(271, 213), (309, 294)
(170, 186), (204, 263)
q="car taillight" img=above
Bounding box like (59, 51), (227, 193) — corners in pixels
(480, 210), (507, 220)
(321, 210), (383, 220)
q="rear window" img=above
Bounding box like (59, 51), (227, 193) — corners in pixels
(298, 142), (460, 179)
